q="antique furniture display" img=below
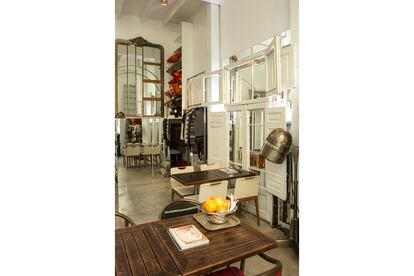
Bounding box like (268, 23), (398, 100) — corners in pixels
(115, 36), (164, 117)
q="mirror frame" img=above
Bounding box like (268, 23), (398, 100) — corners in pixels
(115, 36), (165, 117)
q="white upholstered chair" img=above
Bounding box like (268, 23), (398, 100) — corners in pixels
(227, 176), (261, 226)
(149, 145), (161, 165)
(123, 144), (141, 168)
(200, 163), (222, 171)
(185, 181), (228, 203)
(170, 166), (195, 201)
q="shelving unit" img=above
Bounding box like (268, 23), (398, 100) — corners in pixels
(165, 47), (182, 118)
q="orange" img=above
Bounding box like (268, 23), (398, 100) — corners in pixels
(223, 200), (229, 210)
(204, 199), (218, 212)
(210, 196), (218, 200)
(214, 197), (225, 208)
(217, 206), (228, 213)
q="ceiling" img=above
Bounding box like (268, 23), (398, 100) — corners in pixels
(116, 0), (206, 24)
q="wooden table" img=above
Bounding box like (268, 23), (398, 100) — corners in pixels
(115, 214), (278, 276)
(170, 169), (256, 187)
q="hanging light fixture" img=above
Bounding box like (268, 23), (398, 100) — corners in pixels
(160, 0), (168, 6)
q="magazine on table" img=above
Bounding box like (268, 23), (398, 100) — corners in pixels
(219, 167), (239, 174)
(168, 224), (209, 251)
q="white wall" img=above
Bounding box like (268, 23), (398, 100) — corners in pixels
(187, 5), (208, 76)
(220, 0), (290, 60)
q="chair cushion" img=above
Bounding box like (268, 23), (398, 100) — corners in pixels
(173, 186), (195, 196)
(171, 181), (186, 189)
(210, 267), (245, 276)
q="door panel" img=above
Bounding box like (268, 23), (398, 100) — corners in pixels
(265, 106), (287, 200)
(207, 111), (229, 167)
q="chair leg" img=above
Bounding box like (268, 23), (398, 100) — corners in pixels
(171, 189), (175, 201)
(254, 196), (260, 226)
(240, 259), (245, 272)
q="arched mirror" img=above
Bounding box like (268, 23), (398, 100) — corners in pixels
(115, 36), (164, 117)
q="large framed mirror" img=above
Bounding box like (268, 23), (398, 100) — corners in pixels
(115, 36), (164, 117)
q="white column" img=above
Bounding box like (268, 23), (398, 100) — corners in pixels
(290, 0), (299, 145)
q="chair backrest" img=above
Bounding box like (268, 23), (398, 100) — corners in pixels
(170, 166), (194, 187)
(198, 181), (228, 203)
(170, 166), (194, 175)
(159, 199), (200, 220)
(141, 145), (152, 155)
(150, 145), (161, 154)
(200, 163), (222, 171)
(233, 176), (260, 199)
(125, 145), (141, 156)
(115, 212), (136, 229)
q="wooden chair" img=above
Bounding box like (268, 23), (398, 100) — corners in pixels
(170, 166), (195, 201)
(185, 181), (228, 203)
(115, 212), (135, 229)
(227, 176), (261, 226)
(159, 199), (200, 220)
(200, 163), (222, 171)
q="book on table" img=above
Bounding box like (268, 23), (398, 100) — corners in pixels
(168, 225), (209, 251)
(219, 167), (239, 174)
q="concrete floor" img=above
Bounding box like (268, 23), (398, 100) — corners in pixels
(115, 161), (299, 276)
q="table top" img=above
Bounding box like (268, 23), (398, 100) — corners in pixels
(170, 169), (256, 186)
(115, 214), (278, 276)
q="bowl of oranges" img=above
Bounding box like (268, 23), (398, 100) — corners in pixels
(200, 196), (238, 224)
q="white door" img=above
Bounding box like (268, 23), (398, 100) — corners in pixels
(265, 106), (288, 200)
(207, 111), (229, 167)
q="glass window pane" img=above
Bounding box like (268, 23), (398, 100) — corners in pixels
(144, 83), (161, 98)
(143, 101), (161, 116)
(143, 64), (161, 81)
(126, 45), (137, 116)
(253, 59), (266, 99)
(230, 64), (253, 102)
(143, 47), (161, 63)
(229, 111), (243, 165)
(249, 109), (265, 168)
(238, 65), (252, 101)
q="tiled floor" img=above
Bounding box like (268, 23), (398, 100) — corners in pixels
(115, 161), (299, 276)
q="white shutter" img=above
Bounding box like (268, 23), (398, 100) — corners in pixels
(265, 36), (282, 96)
(207, 111), (229, 167)
(265, 106), (287, 200)
(281, 44), (295, 89)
